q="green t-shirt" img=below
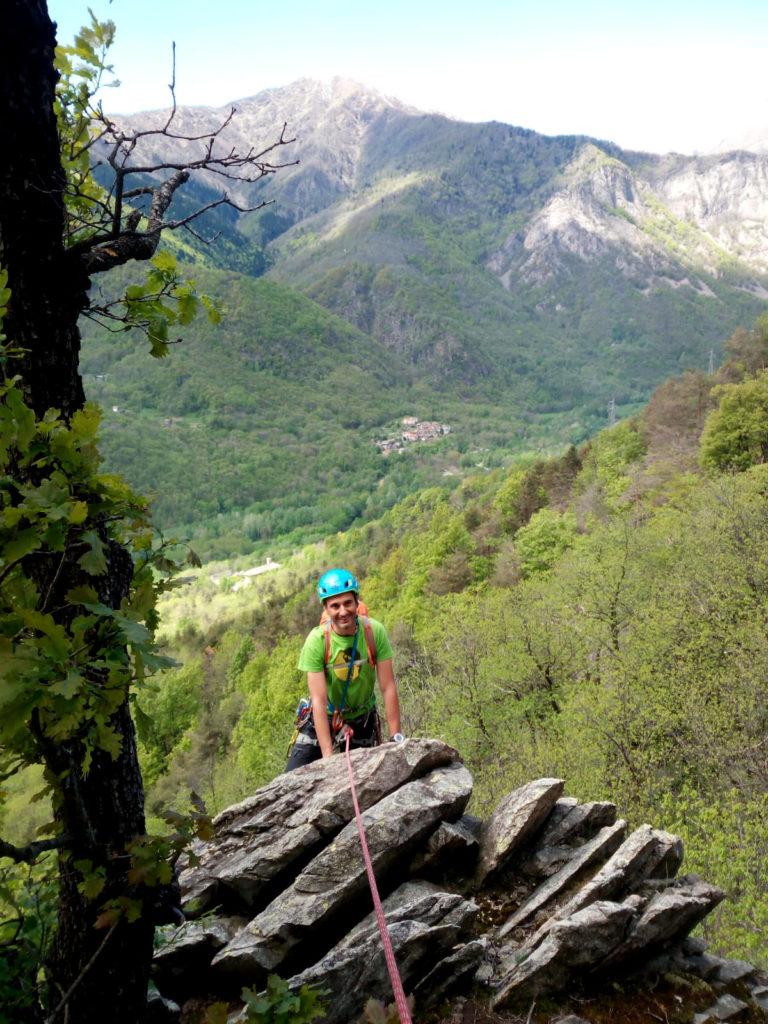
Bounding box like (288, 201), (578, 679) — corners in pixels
(297, 617), (393, 719)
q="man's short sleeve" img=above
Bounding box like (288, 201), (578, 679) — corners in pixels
(298, 628), (325, 673)
(372, 620), (393, 662)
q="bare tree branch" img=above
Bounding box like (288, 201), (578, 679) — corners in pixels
(66, 118), (297, 275)
(182, 221), (221, 246)
(162, 41), (178, 134)
(45, 920), (119, 1024)
(0, 836), (69, 864)
(162, 193), (273, 230)
(60, 41), (298, 282)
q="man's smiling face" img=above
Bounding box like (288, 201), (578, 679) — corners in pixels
(324, 592), (359, 635)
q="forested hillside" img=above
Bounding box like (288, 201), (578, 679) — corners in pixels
(80, 80), (768, 560)
(19, 313), (760, 968)
(80, 266), (565, 560)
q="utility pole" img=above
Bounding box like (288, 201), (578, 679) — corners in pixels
(607, 397), (616, 426)
(708, 349), (715, 376)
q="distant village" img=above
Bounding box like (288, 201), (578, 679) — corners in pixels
(376, 416), (451, 454)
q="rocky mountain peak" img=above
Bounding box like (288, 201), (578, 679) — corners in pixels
(108, 77), (417, 217)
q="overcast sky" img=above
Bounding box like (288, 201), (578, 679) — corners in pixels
(49, 0), (768, 155)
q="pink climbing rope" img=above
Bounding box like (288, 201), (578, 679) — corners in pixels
(344, 729), (413, 1024)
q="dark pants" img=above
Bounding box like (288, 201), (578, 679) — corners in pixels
(285, 709), (380, 772)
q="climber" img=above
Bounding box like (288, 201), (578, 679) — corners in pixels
(285, 568), (405, 771)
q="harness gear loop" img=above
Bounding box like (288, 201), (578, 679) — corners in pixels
(344, 730), (413, 1024)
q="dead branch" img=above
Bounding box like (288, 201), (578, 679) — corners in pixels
(182, 221), (221, 246)
(163, 41), (178, 134)
(68, 108), (296, 276)
(45, 920), (119, 1024)
(0, 836), (69, 864)
(59, 36), (298, 287)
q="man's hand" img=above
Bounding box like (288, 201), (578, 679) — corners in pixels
(307, 670), (334, 757)
(377, 658), (402, 740)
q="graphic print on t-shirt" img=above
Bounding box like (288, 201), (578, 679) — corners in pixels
(331, 648), (364, 682)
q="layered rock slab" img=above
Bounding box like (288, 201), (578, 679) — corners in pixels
(179, 738), (459, 913)
(212, 761), (473, 979)
(408, 817), (479, 878)
(493, 856), (721, 1006)
(544, 824), (683, 927)
(498, 819), (627, 936)
(599, 874), (725, 971)
(493, 898), (641, 1007)
(475, 778), (565, 885)
(153, 916), (247, 999)
(521, 799), (618, 880)
(537, 799), (617, 850)
(284, 885), (480, 1024)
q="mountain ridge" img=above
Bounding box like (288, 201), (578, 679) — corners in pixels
(82, 79), (768, 554)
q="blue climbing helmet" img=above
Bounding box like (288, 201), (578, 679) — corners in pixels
(317, 568), (359, 603)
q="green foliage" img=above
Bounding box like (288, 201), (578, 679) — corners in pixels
(53, 10), (117, 247)
(121, 251), (223, 359)
(235, 638), (305, 788)
(514, 508), (578, 577)
(0, 856), (57, 1023)
(0, 370), (177, 771)
(658, 787), (768, 964)
(493, 462), (547, 533)
(241, 975), (327, 1024)
(700, 371), (768, 472)
(722, 314), (768, 378)
(576, 419), (647, 509)
(135, 660), (202, 786)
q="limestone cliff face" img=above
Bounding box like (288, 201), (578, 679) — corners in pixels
(656, 153), (768, 270)
(488, 143), (768, 296)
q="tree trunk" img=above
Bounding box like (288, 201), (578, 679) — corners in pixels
(0, 0), (87, 418)
(1, 5), (153, 1020)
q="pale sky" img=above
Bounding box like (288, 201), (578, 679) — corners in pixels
(49, 0), (768, 155)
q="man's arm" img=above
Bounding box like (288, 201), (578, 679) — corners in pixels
(376, 659), (402, 738)
(307, 670), (334, 758)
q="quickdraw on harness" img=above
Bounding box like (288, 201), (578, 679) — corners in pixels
(323, 616), (377, 735)
(287, 697), (311, 754)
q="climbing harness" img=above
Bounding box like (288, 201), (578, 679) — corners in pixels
(288, 615), (379, 757)
(287, 697), (313, 754)
(329, 624), (359, 734)
(344, 728), (412, 1024)
(322, 613), (377, 671)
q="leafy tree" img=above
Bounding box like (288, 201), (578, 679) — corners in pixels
(514, 508), (577, 577)
(493, 462), (547, 533)
(700, 371), (768, 472)
(719, 314), (768, 381)
(0, 4), (292, 1020)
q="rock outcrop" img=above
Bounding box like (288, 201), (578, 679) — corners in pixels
(152, 739), (768, 1024)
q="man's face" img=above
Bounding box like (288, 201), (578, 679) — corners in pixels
(324, 592), (359, 635)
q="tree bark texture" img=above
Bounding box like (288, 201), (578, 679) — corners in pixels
(0, 0), (87, 419)
(1, 5), (154, 1020)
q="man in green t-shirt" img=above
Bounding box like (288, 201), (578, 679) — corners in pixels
(286, 568), (404, 771)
